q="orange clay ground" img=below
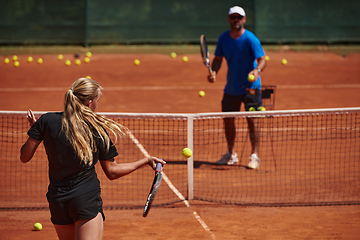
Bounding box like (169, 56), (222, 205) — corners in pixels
(0, 48), (359, 240)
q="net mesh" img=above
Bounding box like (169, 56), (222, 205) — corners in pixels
(0, 108), (359, 210)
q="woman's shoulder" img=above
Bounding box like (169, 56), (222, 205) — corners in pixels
(42, 112), (62, 117)
(39, 112), (63, 122)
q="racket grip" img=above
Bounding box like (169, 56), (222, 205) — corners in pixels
(155, 162), (163, 172)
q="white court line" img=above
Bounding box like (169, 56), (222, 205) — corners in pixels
(126, 130), (216, 240)
(0, 84), (360, 92)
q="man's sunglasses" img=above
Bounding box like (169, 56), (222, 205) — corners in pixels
(229, 15), (243, 20)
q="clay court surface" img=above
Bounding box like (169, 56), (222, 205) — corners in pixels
(0, 47), (359, 239)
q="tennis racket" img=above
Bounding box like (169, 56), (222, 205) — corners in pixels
(143, 162), (163, 217)
(200, 34), (213, 75)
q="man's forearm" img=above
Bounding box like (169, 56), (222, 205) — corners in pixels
(212, 57), (223, 73)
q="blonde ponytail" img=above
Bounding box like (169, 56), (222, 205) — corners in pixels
(62, 78), (127, 165)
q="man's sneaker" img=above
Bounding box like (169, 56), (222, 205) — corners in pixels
(248, 153), (261, 169)
(216, 152), (238, 165)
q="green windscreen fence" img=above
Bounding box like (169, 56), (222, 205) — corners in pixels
(0, 1), (86, 44)
(256, 0), (360, 43)
(0, 0), (359, 45)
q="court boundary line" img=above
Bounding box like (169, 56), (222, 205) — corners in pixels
(126, 130), (216, 240)
(0, 84), (360, 92)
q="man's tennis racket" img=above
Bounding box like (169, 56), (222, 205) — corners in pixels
(200, 34), (213, 75)
(143, 162), (163, 217)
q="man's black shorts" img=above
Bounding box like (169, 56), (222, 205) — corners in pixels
(221, 90), (262, 112)
(47, 190), (105, 225)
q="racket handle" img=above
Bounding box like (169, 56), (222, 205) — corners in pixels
(155, 162), (163, 172)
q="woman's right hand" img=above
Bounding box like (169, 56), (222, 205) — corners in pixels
(147, 157), (166, 171)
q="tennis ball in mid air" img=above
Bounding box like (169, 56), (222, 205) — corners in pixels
(86, 52), (92, 58)
(58, 54), (63, 60)
(34, 222), (42, 231)
(182, 148), (192, 158)
(14, 61), (20, 67)
(182, 56), (188, 62)
(281, 59), (287, 65)
(27, 56), (33, 62)
(65, 60), (71, 66)
(248, 74), (255, 82)
(134, 59), (140, 65)
(75, 59), (81, 65)
(37, 58), (43, 64)
(265, 55), (270, 61)
(13, 55), (18, 61)
(170, 52), (177, 58)
(84, 57), (90, 63)
(199, 91), (205, 97)
(4, 58), (10, 64)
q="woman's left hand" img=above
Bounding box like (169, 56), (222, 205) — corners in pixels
(27, 109), (36, 126)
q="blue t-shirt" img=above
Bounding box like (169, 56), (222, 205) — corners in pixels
(214, 29), (265, 95)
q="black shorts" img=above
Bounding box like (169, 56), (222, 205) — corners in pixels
(221, 89), (262, 112)
(47, 190), (105, 225)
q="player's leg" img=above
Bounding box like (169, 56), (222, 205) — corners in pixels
(216, 93), (240, 165)
(75, 212), (103, 240)
(70, 190), (105, 240)
(54, 224), (75, 240)
(247, 117), (259, 155)
(224, 117), (236, 153)
(245, 88), (262, 169)
(48, 196), (76, 240)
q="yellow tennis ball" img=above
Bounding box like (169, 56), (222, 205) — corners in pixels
(58, 54), (63, 60)
(182, 148), (192, 158)
(249, 107), (256, 111)
(182, 56), (188, 62)
(86, 76), (91, 79)
(248, 74), (255, 82)
(170, 52), (177, 58)
(265, 55), (270, 61)
(134, 59), (140, 65)
(14, 61), (20, 67)
(84, 57), (90, 63)
(75, 59), (81, 65)
(282, 59), (287, 65)
(34, 222), (42, 231)
(199, 91), (205, 97)
(65, 60), (71, 66)
(86, 52), (92, 57)
(27, 56), (33, 62)
(12, 55), (18, 61)
(4, 58), (10, 64)
(37, 58), (43, 64)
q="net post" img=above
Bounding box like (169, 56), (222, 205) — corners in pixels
(187, 114), (194, 200)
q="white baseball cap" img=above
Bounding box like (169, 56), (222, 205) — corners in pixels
(228, 6), (246, 17)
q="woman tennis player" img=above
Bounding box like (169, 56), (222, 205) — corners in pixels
(20, 78), (165, 240)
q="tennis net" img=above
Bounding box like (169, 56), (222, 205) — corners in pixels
(0, 108), (359, 210)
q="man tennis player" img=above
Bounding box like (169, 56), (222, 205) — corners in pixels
(208, 6), (267, 169)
